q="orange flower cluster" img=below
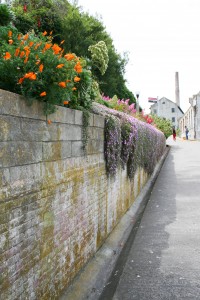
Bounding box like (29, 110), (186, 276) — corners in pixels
(39, 64), (44, 72)
(56, 64), (64, 69)
(52, 44), (62, 55)
(74, 76), (80, 82)
(64, 53), (75, 61)
(58, 82), (66, 88)
(4, 52), (11, 60)
(40, 91), (46, 97)
(18, 72), (37, 84)
(2, 30), (91, 113)
(74, 61), (82, 73)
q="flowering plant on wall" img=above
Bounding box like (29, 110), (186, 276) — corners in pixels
(92, 102), (166, 178)
(101, 95), (137, 115)
(0, 26), (95, 114)
(88, 41), (109, 75)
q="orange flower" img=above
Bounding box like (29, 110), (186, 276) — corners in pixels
(8, 39), (13, 45)
(29, 41), (34, 47)
(74, 62), (82, 73)
(50, 31), (53, 35)
(58, 82), (66, 88)
(60, 40), (65, 45)
(56, 64), (64, 69)
(20, 51), (25, 58)
(35, 60), (40, 65)
(40, 91), (46, 97)
(63, 101), (69, 105)
(4, 52), (11, 60)
(74, 76), (81, 82)
(24, 57), (29, 64)
(18, 77), (24, 84)
(44, 43), (52, 51)
(52, 44), (62, 55)
(24, 46), (30, 51)
(14, 48), (20, 57)
(47, 119), (52, 125)
(23, 34), (29, 40)
(34, 43), (41, 50)
(42, 31), (48, 36)
(24, 72), (37, 80)
(17, 34), (22, 40)
(64, 53), (75, 61)
(39, 64), (44, 72)
(72, 87), (77, 91)
(8, 30), (12, 37)
(66, 80), (71, 83)
(25, 50), (30, 57)
(29, 73), (37, 80)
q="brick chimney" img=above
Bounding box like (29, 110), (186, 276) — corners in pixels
(175, 72), (180, 107)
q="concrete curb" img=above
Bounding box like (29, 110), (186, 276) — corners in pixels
(60, 146), (170, 300)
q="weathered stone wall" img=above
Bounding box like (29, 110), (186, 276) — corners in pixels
(0, 89), (148, 299)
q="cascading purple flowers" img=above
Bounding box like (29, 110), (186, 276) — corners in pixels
(92, 102), (166, 179)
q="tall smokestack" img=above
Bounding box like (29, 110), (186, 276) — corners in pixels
(175, 72), (180, 107)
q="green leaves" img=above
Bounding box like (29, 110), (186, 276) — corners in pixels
(0, 4), (13, 26)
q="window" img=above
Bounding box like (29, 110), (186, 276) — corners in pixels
(172, 117), (175, 122)
(171, 108), (175, 113)
(162, 102), (165, 104)
(153, 109), (157, 114)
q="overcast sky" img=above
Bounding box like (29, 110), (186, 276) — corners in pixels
(74, 0), (200, 113)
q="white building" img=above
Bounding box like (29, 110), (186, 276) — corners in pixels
(179, 92), (200, 140)
(150, 97), (184, 128)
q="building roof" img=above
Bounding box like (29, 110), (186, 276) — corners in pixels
(150, 97), (184, 114)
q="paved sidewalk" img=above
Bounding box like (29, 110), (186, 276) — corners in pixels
(101, 137), (200, 300)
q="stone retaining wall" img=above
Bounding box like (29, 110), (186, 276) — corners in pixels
(0, 89), (148, 299)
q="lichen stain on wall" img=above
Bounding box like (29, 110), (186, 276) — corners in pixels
(0, 90), (155, 299)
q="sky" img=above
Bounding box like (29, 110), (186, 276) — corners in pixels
(70, 0), (200, 113)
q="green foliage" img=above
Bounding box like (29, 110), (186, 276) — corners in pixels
(151, 114), (173, 138)
(12, 0), (63, 43)
(88, 41), (109, 75)
(0, 26), (95, 114)
(0, 4), (14, 26)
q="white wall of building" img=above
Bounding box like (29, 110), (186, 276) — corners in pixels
(178, 92), (200, 140)
(150, 97), (184, 128)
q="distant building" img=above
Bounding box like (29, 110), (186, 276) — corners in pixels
(179, 92), (200, 140)
(150, 97), (184, 128)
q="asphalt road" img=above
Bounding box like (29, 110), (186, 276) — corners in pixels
(101, 137), (200, 300)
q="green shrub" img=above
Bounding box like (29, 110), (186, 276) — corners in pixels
(0, 4), (13, 26)
(0, 26), (95, 115)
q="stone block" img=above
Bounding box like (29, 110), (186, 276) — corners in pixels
(0, 89), (20, 116)
(0, 116), (22, 141)
(18, 97), (46, 120)
(42, 141), (72, 161)
(75, 110), (83, 125)
(88, 114), (94, 126)
(0, 89), (45, 120)
(9, 163), (42, 198)
(93, 115), (105, 128)
(0, 142), (42, 168)
(71, 141), (84, 157)
(0, 168), (10, 188)
(87, 128), (104, 140)
(86, 140), (104, 154)
(49, 106), (75, 124)
(58, 124), (82, 141)
(20, 118), (51, 142)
